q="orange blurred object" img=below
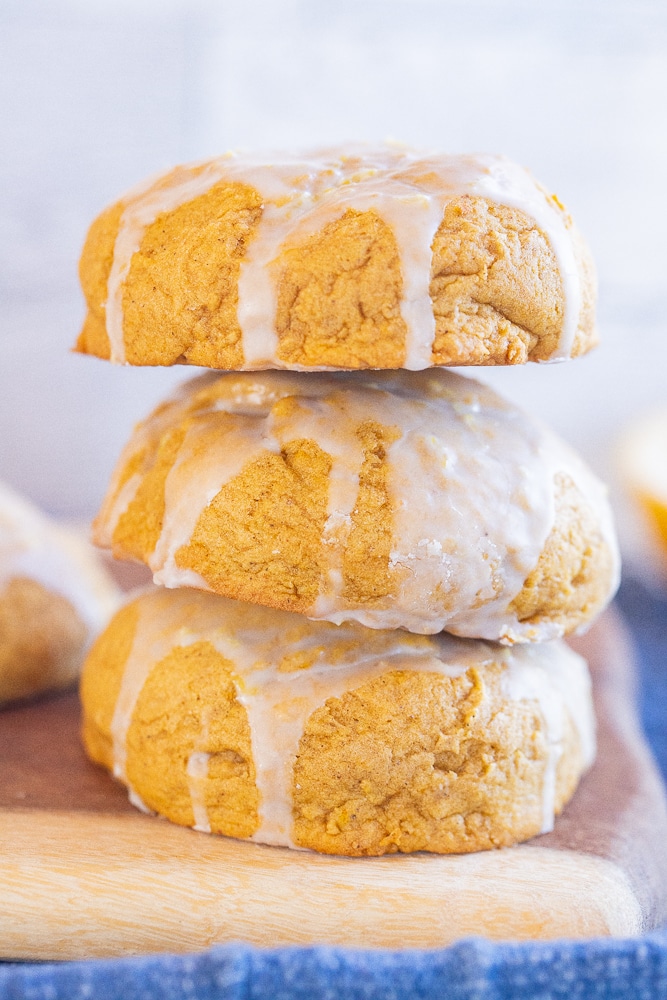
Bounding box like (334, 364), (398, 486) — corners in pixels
(618, 407), (667, 560)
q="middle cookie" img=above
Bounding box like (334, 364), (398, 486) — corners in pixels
(95, 369), (619, 642)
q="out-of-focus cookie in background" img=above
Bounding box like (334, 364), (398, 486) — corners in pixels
(0, 479), (119, 706)
(1, 0), (666, 586)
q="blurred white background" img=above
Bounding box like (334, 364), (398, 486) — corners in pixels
(1, 0), (666, 565)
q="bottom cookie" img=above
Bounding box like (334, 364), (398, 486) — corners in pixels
(80, 587), (595, 856)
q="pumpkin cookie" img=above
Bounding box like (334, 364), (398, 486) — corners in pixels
(81, 587), (595, 855)
(77, 147), (596, 371)
(0, 482), (119, 705)
(93, 369), (619, 642)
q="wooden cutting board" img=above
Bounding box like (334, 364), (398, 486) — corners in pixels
(1, 608), (666, 961)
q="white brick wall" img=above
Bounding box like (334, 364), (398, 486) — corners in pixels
(2, 0), (666, 562)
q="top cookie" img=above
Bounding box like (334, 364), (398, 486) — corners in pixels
(76, 147), (597, 371)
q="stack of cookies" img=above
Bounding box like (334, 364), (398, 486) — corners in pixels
(77, 148), (619, 856)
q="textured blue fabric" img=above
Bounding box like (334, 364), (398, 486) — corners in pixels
(616, 575), (667, 785)
(3, 934), (667, 1000)
(2, 574), (666, 1000)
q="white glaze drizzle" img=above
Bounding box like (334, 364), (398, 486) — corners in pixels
(109, 594), (183, 783)
(106, 159), (238, 363)
(502, 640), (596, 832)
(94, 472), (143, 551)
(266, 388), (366, 606)
(186, 703), (213, 833)
(98, 369), (620, 642)
(93, 376), (201, 550)
(104, 146), (582, 368)
(150, 411), (280, 588)
(109, 588), (595, 847)
(239, 649), (462, 848)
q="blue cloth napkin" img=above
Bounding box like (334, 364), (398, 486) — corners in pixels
(2, 933), (667, 1000)
(617, 576), (667, 786)
(2, 574), (666, 1000)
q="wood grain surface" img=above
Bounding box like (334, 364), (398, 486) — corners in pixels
(1, 608), (666, 960)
